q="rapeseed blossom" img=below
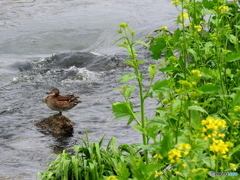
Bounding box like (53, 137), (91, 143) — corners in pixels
(154, 171), (163, 178)
(171, 0), (179, 5)
(201, 117), (227, 139)
(233, 106), (240, 113)
(194, 25), (202, 32)
(178, 80), (192, 88)
(179, 12), (189, 20)
(161, 26), (168, 30)
(168, 149), (182, 163)
(191, 70), (202, 77)
(168, 143), (191, 163)
(153, 154), (163, 159)
(210, 139), (233, 155)
(218, 5), (230, 13)
(229, 163), (237, 171)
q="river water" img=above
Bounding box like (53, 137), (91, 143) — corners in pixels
(0, 1), (178, 179)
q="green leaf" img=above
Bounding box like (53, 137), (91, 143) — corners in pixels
(159, 67), (181, 72)
(123, 85), (136, 97)
(112, 102), (134, 119)
(187, 48), (198, 62)
(132, 125), (144, 133)
(199, 85), (220, 92)
(226, 52), (240, 62)
(152, 79), (170, 91)
(149, 37), (167, 60)
(201, 155), (215, 169)
(119, 73), (136, 83)
(192, 139), (209, 154)
(229, 144), (240, 157)
(135, 40), (149, 48)
(124, 59), (134, 67)
(127, 117), (134, 125)
(148, 64), (157, 77)
(232, 90), (240, 106)
(160, 130), (174, 156)
(188, 105), (208, 114)
(136, 60), (146, 66)
(235, 25), (240, 29)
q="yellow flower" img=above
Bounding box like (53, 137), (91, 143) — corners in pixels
(234, 106), (240, 112)
(106, 176), (118, 180)
(192, 81), (197, 86)
(210, 139), (232, 155)
(175, 171), (180, 175)
(230, 163), (238, 171)
(161, 26), (168, 30)
(119, 23), (128, 28)
(153, 154), (163, 159)
(202, 117), (227, 131)
(171, 0), (179, 5)
(168, 148), (182, 163)
(154, 171), (163, 178)
(179, 12), (189, 20)
(194, 25), (202, 32)
(178, 80), (192, 88)
(218, 5), (230, 13)
(222, 155), (228, 159)
(218, 133), (225, 138)
(233, 121), (240, 125)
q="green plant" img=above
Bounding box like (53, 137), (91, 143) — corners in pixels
(112, 0), (240, 179)
(39, 1), (240, 179)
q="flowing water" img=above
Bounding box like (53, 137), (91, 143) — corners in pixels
(0, 1), (178, 179)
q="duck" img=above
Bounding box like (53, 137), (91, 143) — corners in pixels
(45, 88), (82, 115)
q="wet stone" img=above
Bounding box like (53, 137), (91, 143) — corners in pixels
(35, 115), (73, 135)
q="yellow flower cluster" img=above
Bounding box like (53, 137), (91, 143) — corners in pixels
(178, 80), (192, 88)
(154, 170), (163, 178)
(194, 25), (202, 32)
(218, 5), (230, 13)
(233, 106), (240, 113)
(168, 143), (191, 163)
(161, 26), (168, 30)
(202, 117), (226, 129)
(229, 163), (238, 171)
(179, 12), (189, 20)
(233, 120), (240, 125)
(171, 0), (179, 5)
(119, 23), (128, 28)
(210, 139), (233, 155)
(191, 70), (202, 77)
(201, 117), (226, 139)
(153, 154), (163, 159)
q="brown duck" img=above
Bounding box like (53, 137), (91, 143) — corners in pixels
(45, 88), (82, 115)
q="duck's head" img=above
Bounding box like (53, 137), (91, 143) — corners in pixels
(46, 88), (60, 96)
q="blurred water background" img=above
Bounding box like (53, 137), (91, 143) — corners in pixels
(0, 1), (178, 179)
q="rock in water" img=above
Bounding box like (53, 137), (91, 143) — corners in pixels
(35, 115), (73, 135)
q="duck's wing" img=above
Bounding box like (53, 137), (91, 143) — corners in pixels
(57, 94), (75, 101)
(57, 94), (80, 102)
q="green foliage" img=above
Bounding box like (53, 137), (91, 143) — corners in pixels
(40, 0), (240, 179)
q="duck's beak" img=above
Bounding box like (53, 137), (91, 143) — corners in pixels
(46, 91), (53, 95)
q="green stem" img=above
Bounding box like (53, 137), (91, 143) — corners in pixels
(123, 26), (149, 164)
(134, 65), (148, 164)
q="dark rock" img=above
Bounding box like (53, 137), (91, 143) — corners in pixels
(35, 115), (73, 135)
